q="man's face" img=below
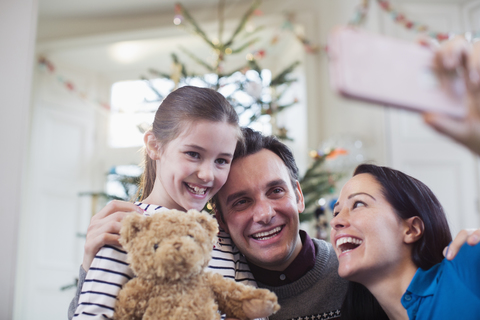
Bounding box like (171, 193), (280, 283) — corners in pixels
(216, 149), (304, 271)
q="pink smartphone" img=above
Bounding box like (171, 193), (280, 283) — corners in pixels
(327, 27), (467, 118)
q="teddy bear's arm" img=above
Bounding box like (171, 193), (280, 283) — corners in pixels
(114, 279), (153, 320)
(206, 272), (280, 320)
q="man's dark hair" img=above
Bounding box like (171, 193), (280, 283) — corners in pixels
(211, 127), (299, 222)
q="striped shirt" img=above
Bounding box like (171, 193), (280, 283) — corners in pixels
(73, 203), (257, 319)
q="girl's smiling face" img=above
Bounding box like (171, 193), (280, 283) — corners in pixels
(330, 173), (414, 284)
(147, 120), (238, 212)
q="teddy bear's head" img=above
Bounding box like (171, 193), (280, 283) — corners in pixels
(119, 209), (219, 281)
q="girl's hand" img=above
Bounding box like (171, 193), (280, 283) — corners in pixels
(424, 37), (480, 155)
(82, 200), (144, 271)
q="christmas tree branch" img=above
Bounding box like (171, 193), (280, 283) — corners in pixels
(224, 0), (262, 47)
(177, 3), (217, 50)
(179, 46), (216, 72)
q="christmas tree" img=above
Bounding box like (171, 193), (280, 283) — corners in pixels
(142, 0), (300, 139)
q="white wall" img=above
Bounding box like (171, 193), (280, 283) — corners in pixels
(0, 0), (37, 319)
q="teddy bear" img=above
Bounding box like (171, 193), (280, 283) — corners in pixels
(114, 209), (280, 320)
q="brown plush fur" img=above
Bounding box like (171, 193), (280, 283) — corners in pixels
(114, 209), (280, 320)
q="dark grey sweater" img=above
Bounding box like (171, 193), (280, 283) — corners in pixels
(258, 239), (348, 320)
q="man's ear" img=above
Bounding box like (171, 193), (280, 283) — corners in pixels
(295, 180), (305, 213)
(144, 130), (161, 160)
(404, 216), (424, 244)
(213, 207), (229, 234)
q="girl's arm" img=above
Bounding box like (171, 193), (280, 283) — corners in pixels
(73, 245), (134, 319)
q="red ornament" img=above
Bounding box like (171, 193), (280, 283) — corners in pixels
(379, 1), (390, 10)
(436, 33), (449, 41)
(174, 3), (182, 14)
(405, 21), (413, 29)
(65, 81), (75, 91)
(395, 13), (405, 22)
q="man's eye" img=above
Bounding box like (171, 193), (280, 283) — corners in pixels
(232, 199), (248, 209)
(186, 151), (200, 159)
(233, 199), (246, 206)
(353, 201), (366, 209)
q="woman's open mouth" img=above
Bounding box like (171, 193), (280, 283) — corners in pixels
(336, 237), (363, 254)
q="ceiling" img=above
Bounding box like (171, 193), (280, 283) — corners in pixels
(38, 0), (219, 19)
(35, 0), (473, 83)
(36, 0), (298, 82)
(37, 0), (471, 19)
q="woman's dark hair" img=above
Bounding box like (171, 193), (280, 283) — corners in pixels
(340, 163), (452, 320)
(137, 86), (242, 201)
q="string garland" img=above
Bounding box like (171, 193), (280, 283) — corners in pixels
(350, 0), (480, 42)
(38, 56), (111, 110)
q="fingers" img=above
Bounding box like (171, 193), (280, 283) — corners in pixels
(91, 200), (143, 221)
(82, 233), (121, 271)
(466, 229), (480, 246)
(434, 36), (470, 71)
(82, 200), (145, 271)
(467, 41), (480, 90)
(444, 228), (479, 260)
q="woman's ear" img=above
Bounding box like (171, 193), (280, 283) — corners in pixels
(144, 131), (161, 160)
(404, 216), (425, 244)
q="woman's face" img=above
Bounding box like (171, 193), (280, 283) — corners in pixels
(330, 173), (413, 284)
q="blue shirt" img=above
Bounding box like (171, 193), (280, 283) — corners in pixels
(401, 243), (480, 319)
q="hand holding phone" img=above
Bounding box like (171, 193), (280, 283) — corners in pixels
(327, 27), (467, 118)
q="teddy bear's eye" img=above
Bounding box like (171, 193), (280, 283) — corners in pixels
(153, 243), (159, 251)
(188, 235), (194, 239)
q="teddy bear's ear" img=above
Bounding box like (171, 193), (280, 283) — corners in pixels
(191, 210), (219, 237)
(120, 213), (150, 246)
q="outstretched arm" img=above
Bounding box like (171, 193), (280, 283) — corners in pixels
(424, 37), (480, 156)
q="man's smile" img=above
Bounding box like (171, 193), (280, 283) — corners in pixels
(250, 226), (284, 241)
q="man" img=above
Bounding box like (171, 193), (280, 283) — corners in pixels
(211, 127), (347, 319)
(70, 128), (480, 319)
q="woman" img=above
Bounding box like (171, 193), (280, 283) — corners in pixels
(330, 164), (480, 319)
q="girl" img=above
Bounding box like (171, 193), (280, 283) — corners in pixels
(330, 164), (480, 319)
(72, 86), (256, 319)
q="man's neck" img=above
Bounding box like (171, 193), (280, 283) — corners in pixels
(247, 230), (316, 286)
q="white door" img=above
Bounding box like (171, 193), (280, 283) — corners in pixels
(15, 77), (96, 319)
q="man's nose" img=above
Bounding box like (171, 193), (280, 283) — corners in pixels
(197, 162), (214, 182)
(252, 200), (276, 224)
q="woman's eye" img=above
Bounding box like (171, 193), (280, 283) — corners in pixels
(333, 211), (339, 217)
(353, 201), (366, 209)
(186, 151), (200, 159)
